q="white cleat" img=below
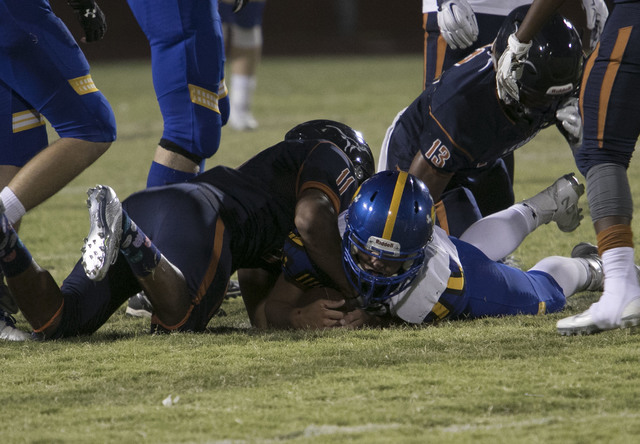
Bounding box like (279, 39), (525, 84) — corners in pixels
(557, 298), (640, 336)
(228, 110), (258, 131)
(0, 310), (30, 341)
(81, 185), (122, 281)
(522, 173), (585, 232)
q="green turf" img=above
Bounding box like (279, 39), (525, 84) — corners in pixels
(2, 56), (640, 443)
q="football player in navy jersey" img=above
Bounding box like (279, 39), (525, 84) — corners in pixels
(496, 0), (640, 336)
(259, 171), (603, 329)
(380, 5), (585, 237)
(0, 121), (373, 339)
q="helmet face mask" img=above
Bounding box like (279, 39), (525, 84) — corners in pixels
(342, 171), (435, 306)
(284, 119), (375, 185)
(493, 6), (583, 124)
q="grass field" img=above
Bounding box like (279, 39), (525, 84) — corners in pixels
(3, 55), (640, 443)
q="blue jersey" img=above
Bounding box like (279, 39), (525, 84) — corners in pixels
(56, 139), (360, 336)
(0, 0), (116, 165)
(385, 46), (544, 175)
(281, 224), (566, 324)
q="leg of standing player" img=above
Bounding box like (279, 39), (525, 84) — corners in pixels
(127, 0), (229, 187)
(557, 4), (640, 334)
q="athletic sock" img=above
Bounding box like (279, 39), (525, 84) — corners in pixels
(0, 187), (26, 225)
(0, 213), (32, 277)
(146, 161), (197, 188)
(119, 210), (161, 277)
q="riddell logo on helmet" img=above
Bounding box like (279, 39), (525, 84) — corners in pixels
(366, 236), (401, 256)
(546, 83), (574, 95)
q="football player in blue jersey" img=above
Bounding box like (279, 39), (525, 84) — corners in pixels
(0, 0), (116, 340)
(125, 0), (230, 187)
(220, 0), (267, 131)
(0, 121), (373, 339)
(259, 170), (606, 329)
(382, 5), (585, 237)
(496, 0), (640, 336)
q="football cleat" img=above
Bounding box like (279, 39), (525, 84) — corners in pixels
(126, 292), (153, 318)
(521, 173), (584, 232)
(571, 242), (604, 292)
(0, 309), (30, 341)
(228, 110), (258, 131)
(226, 280), (242, 299)
(557, 298), (640, 336)
(82, 185), (122, 281)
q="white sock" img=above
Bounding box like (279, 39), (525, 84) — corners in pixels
(530, 256), (588, 297)
(230, 74), (256, 114)
(589, 247), (640, 329)
(459, 204), (534, 261)
(0, 187), (26, 225)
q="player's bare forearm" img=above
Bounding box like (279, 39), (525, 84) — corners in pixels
(294, 189), (356, 300)
(408, 151), (453, 203)
(515, 0), (568, 43)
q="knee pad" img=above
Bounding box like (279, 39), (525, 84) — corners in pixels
(586, 163), (633, 221)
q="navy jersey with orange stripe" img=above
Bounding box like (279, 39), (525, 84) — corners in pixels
(192, 139), (360, 269)
(574, 1), (640, 174)
(53, 139), (360, 336)
(386, 46), (544, 175)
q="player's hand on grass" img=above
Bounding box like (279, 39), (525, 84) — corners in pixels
(293, 299), (347, 329)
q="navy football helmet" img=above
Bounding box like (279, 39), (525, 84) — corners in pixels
(342, 170), (435, 305)
(493, 5), (583, 125)
(285, 120), (375, 185)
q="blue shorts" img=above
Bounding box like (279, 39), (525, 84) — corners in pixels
(574, 3), (640, 174)
(451, 238), (566, 318)
(127, 0), (229, 160)
(0, 81), (47, 166)
(0, 0), (116, 161)
(219, 0), (266, 28)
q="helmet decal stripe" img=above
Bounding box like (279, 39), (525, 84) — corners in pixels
(382, 171), (408, 239)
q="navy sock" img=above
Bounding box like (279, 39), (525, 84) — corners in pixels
(120, 210), (161, 277)
(146, 161), (197, 188)
(0, 214), (32, 278)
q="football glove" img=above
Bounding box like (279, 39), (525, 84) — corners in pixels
(233, 0), (249, 13)
(555, 97), (583, 152)
(67, 0), (107, 42)
(581, 0), (609, 52)
(495, 33), (532, 104)
(437, 0), (479, 49)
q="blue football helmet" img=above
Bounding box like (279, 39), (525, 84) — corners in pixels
(285, 120), (375, 185)
(493, 5), (583, 125)
(342, 170), (435, 305)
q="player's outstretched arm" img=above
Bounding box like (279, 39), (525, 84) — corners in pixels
(294, 188), (358, 302)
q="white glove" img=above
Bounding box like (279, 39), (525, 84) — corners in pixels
(581, 0), (609, 51)
(556, 97), (583, 148)
(495, 33), (532, 103)
(437, 0), (479, 50)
